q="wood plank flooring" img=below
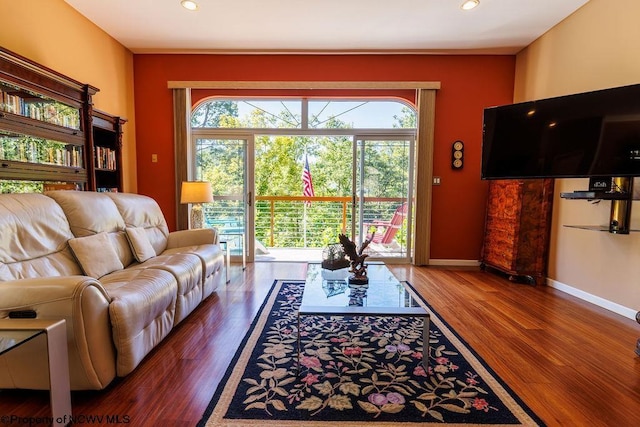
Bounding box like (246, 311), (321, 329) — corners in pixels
(1, 263), (639, 426)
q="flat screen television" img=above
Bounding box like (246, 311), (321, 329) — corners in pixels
(481, 84), (640, 179)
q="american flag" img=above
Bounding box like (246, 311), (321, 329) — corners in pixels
(302, 154), (315, 205)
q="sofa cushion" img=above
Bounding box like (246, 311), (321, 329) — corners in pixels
(46, 191), (135, 268)
(109, 231), (136, 268)
(131, 253), (204, 324)
(106, 193), (170, 255)
(100, 268), (177, 376)
(69, 232), (124, 279)
(164, 243), (225, 299)
(46, 191), (125, 237)
(163, 244), (222, 282)
(125, 227), (156, 263)
(0, 193), (82, 280)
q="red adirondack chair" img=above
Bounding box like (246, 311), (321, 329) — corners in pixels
(365, 203), (408, 244)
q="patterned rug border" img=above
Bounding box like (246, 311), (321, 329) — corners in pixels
(198, 279), (545, 427)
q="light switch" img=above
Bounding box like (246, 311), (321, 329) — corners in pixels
(433, 176), (441, 185)
(151, 154), (158, 163)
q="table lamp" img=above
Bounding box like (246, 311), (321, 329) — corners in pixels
(180, 181), (213, 229)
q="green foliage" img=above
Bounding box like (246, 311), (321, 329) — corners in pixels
(394, 106), (417, 128)
(195, 99), (415, 249)
(196, 138), (245, 195)
(0, 180), (43, 193)
(255, 135), (303, 197)
(191, 100), (238, 127)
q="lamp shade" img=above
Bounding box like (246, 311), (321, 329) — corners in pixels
(180, 181), (213, 204)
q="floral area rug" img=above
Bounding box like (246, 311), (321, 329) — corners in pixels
(198, 280), (545, 426)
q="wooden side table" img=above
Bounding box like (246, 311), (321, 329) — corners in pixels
(0, 319), (71, 426)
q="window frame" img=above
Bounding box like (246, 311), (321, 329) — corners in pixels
(172, 82), (438, 265)
(190, 97), (417, 131)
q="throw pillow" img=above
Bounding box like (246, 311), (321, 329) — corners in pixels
(69, 232), (124, 278)
(125, 227), (156, 263)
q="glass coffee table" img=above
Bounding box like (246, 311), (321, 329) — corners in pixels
(298, 262), (430, 370)
(0, 319), (71, 426)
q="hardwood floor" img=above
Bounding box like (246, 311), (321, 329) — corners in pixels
(1, 263), (639, 426)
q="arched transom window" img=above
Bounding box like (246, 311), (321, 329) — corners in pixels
(191, 98), (416, 130)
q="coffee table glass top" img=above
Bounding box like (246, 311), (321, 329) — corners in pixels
(301, 263), (423, 313)
(0, 329), (43, 356)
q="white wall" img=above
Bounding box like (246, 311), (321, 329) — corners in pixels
(515, 0), (640, 319)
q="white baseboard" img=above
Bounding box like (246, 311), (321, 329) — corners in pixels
(546, 278), (638, 321)
(428, 259), (481, 267)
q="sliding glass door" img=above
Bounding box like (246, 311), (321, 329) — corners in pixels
(191, 133), (414, 263)
(250, 133), (414, 261)
(354, 137), (414, 262)
(190, 97), (418, 263)
(193, 135), (254, 263)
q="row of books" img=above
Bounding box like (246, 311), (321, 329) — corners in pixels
(43, 182), (83, 192)
(97, 187), (119, 193)
(95, 146), (116, 170)
(0, 90), (80, 130)
(0, 142), (83, 168)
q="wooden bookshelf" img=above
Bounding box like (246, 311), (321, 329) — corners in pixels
(0, 47), (98, 192)
(0, 47), (123, 194)
(89, 109), (126, 192)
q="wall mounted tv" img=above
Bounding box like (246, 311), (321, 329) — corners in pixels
(481, 83), (640, 179)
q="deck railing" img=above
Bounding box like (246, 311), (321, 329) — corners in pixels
(204, 195), (407, 250)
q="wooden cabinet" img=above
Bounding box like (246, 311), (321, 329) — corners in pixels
(481, 179), (554, 285)
(0, 47), (124, 194)
(90, 110), (126, 192)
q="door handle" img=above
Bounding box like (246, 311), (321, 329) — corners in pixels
(247, 191), (252, 207)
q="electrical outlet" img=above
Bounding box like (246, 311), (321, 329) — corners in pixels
(151, 154), (158, 163)
(433, 176), (441, 185)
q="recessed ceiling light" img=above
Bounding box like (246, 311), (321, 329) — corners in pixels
(461, 0), (480, 11)
(181, 0), (199, 11)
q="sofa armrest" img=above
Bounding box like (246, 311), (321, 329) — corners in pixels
(0, 276), (111, 310)
(167, 228), (219, 248)
(0, 276), (116, 390)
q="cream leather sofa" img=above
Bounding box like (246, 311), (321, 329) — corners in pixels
(0, 191), (225, 390)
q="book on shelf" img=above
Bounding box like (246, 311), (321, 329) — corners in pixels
(52, 146), (82, 168)
(0, 139), (82, 168)
(43, 182), (80, 192)
(97, 187), (119, 193)
(0, 87), (80, 129)
(95, 146), (116, 170)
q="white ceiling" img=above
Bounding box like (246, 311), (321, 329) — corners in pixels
(63, 0), (589, 54)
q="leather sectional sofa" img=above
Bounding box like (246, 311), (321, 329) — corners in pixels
(0, 191), (225, 390)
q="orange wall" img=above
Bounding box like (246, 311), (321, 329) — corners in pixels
(0, 0), (137, 192)
(133, 54), (515, 260)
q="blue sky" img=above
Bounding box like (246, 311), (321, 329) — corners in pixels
(236, 99), (413, 129)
